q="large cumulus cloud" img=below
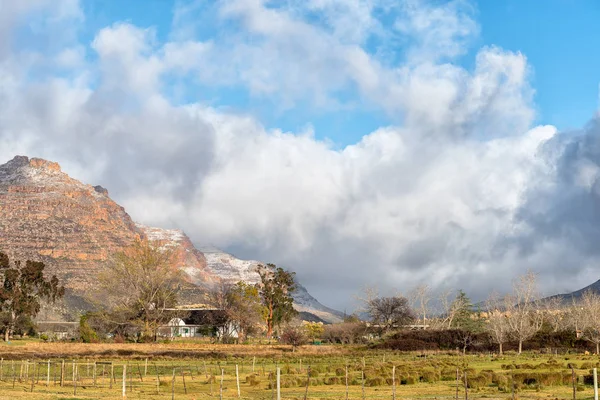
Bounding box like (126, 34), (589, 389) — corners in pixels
(0, 0), (597, 310)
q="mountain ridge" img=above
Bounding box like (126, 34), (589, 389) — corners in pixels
(0, 155), (342, 323)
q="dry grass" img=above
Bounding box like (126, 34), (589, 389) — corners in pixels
(0, 341), (352, 360)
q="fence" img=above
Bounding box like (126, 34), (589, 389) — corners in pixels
(0, 355), (597, 399)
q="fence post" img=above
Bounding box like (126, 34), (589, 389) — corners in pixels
(30, 362), (35, 392)
(276, 367), (281, 400)
(47, 360), (50, 387)
(236, 364), (241, 398)
(304, 366), (311, 400)
(73, 365), (77, 396)
(155, 364), (160, 394)
(145, 358), (148, 377)
(571, 365), (576, 400)
(464, 368), (469, 400)
(253, 356), (256, 373)
(392, 365), (396, 400)
(594, 367), (598, 400)
(455, 367), (459, 400)
(171, 369), (176, 400)
(182, 369), (188, 395)
(346, 364), (349, 400)
(60, 360), (64, 387)
(137, 364), (143, 382)
(220, 368), (225, 400)
(122, 364), (127, 399)
(511, 372), (515, 400)
(93, 362), (97, 388)
(110, 363), (114, 390)
(189, 363), (194, 380)
(361, 369), (366, 400)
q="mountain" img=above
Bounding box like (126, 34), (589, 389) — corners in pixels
(542, 279), (600, 304)
(0, 155), (342, 323)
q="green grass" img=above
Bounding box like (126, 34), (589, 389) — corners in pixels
(0, 348), (598, 398)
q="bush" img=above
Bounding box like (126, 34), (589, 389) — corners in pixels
(280, 327), (307, 349)
(322, 322), (367, 344)
(324, 376), (341, 385)
(375, 329), (492, 352)
(365, 377), (385, 387)
(79, 314), (99, 343)
(245, 374), (260, 386)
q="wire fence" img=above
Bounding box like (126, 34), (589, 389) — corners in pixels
(0, 355), (594, 399)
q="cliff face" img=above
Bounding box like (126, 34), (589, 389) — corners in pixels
(0, 156), (142, 293)
(0, 156), (342, 323)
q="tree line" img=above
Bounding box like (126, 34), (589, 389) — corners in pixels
(361, 272), (600, 355)
(3, 240), (600, 353)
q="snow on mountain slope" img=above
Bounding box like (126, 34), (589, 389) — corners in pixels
(202, 248), (344, 323)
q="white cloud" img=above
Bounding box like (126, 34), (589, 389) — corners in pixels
(0, 0), (598, 311)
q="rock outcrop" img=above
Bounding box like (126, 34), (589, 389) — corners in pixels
(0, 156), (342, 323)
(0, 156), (142, 293)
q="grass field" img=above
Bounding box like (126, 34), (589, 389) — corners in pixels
(0, 342), (598, 399)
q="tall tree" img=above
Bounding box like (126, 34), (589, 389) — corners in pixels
(449, 290), (475, 329)
(485, 293), (510, 355)
(504, 272), (543, 354)
(0, 253), (64, 341)
(409, 285), (431, 326)
(95, 239), (183, 341)
(208, 281), (264, 342)
(257, 264), (297, 338)
(367, 296), (415, 333)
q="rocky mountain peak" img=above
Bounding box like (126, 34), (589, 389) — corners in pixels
(2, 155), (61, 173)
(0, 155), (71, 188)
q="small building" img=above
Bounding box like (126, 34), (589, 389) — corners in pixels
(36, 321), (79, 340)
(158, 306), (237, 339)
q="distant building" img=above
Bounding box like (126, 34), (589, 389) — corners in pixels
(37, 321), (79, 340)
(158, 306), (237, 339)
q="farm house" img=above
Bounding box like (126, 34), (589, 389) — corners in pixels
(158, 306), (238, 339)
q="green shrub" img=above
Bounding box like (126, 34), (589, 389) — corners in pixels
(365, 377), (385, 387)
(466, 374), (488, 389)
(419, 369), (438, 383)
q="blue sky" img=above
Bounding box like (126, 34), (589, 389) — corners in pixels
(478, 0), (600, 131)
(75, 0), (600, 145)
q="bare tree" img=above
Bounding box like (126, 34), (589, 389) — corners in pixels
(437, 289), (458, 329)
(540, 296), (566, 332)
(409, 285), (431, 326)
(562, 296), (587, 338)
(484, 294), (510, 355)
(95, 239), (184, 341)
(504, 272), (543, 354)
(578, 290), (600, 354)
(366, 296), (415, 333)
